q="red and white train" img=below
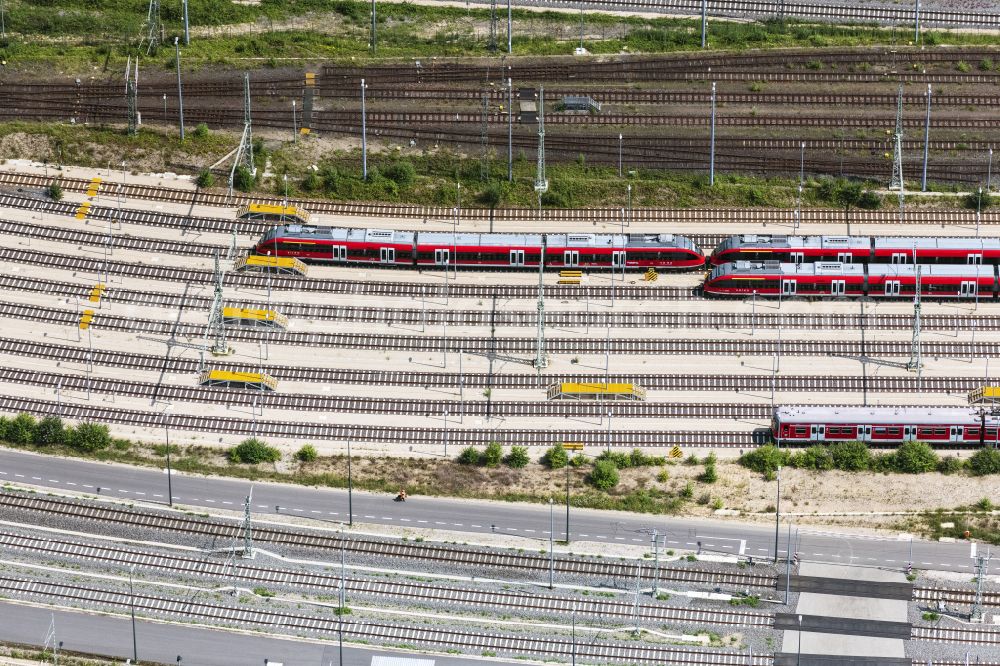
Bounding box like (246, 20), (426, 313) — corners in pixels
(773, 406), (1000, 446)
(710, 234), (1000, 266)
(254, 225), (706, 269)
(703, 260), (997, 298)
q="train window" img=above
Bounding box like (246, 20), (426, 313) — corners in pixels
(889, 428), (901, 435)
(794, 426), (807, 434)
(934, 428), (946, 436)
(968, 428), (981, 436)
(874, 427), (887, 434)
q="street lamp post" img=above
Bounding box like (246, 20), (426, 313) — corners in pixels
(163, 404), (173, 507)
(797, 614), (803, 665)
(128, 564), (138, 665)
(347, 438), (353, 527)
(292, 101), (297, 142)
(774, 466), (782, 564)
(564, 459), (571, 543)
(549, 498), (554, 589)
(443, 409), (449, 457)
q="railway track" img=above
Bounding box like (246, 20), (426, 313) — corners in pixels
(914, 586), (1000, 607)
(10, 276), (1000, 333)
(4, 171), (996, 226)
(5, 301), (997, 357)
(3, 367), (957, 420)
(911, 625), (1000, 646)
(0, 530), (773, 628)
(0, 394), (762, 446)
(0, 575), (769, 665)
(0, 249), (699, 300)
(0, 492), (777, 587)
(0, 336), (991, 394)
(0, 171), (990, 226)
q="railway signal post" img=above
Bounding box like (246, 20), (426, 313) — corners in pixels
(773, 466), (781, 564)
(563, 443), (583, 542)
(709, 82), (716, 186)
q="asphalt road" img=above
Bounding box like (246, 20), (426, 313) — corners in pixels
(0, 601), (521, 666)
(0, 448), (979, 574)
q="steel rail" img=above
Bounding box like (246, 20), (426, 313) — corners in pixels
(0, 530), (773, 628)
(0, 395), (763, 447)
(3, 171), (997, 226)
(0, 574), (771, 665)
(0, 336), (990, 394)
(0, 492), (777, 586)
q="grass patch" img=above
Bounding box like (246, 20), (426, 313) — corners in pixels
(903, 504), (1000, 546)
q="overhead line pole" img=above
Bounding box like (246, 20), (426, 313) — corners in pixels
(709, 81), (716, 186)
(921, 84), (931, 192)
(175, 37), (185, 141)
(182, 0), (190, 45)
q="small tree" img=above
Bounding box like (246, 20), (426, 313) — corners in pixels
(964, 189), (993, 211)
(891, 440), (938, 474)
(229, 438), (281, 464)
(700, 459), (718, 483)
(70, 422), (111, 452)
(296, 444), (318, 462)
(478, 182), (502, 209)
(195, 169), (216, 188)
(383, 161), (416, 187)
(541, 443), (569, 469)
(738, 444), (789, 476)
(830, 440), (871, 471)
(796, 445), (834, 471)
(33, 415), (65, 446)
(193, 122), (210, 138)
(5, 413), (37, 445)
(504, 446), (530, 468)
(301, 171), (322, 192)
(457, 446), (480, 465)
(968, 447), (1000, 476)
(481, 441), (503, 468)
(589, 460), (620, 490)
(233, 165), (255, 192)
(47, 182), (63, 201)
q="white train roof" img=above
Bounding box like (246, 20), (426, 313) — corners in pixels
(873, 237), (1000, 250)
(714, 261), (995, 278)
(774, 405), (999, 426)
(719, 235), (870, 250)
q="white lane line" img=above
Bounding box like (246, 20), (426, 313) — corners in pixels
(204, 499), (215, 503)
(221, 501), (232, 505)
(31, 477), (41, 480)
(971, 543), (977, 558)
(134, 492), (145, 496)
(82, 485), (93, 488)
(400, 519), (411, 522)
(117, 489), (129, 493)
(48, 479), (59, 483)
(470, 525), (482, 528)
(311, 511), (321, 514)
(381, 516), (394, 520)
(739, 540), (746, 555)
(13, 474), (23, 478)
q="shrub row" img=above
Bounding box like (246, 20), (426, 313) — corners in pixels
(457, 443), (530, 468)
(740, 442), (1000, 478)
(0, 413), (114, 453)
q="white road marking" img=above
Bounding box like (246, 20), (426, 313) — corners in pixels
(971, 543), (977, 558)
(739, 540), (746, 555)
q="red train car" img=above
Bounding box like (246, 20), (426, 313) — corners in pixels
(711, 235), (1000, 266)
(772, 406), (1000, 446)
(703, 260), (999, 298)
(254, 226), (706, 270)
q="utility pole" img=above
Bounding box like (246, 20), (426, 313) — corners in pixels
(534, 235), (548, 370)
(162, 404), (173, 507)
(488, 0), (498, 52)
(618, 133), (623, 177)
(241, 486), (254, 558)
(228, 73), (255, 196)
(206, 251), (229, 355)
(370, 0), (376, 53)
(175, 37), (185, 141)
(651, 529), (660, 597)
(128, 565), (138, 664)
(534, 87), (548, 194)
(909, 265), (922, 377)
(709, 82), (717, 186)
(890, 83), (905, 220)
(548, 498), (554, 589)
(701, 0), (707, 48)
(347, 438), (354, 526)
(125, 57), (139, 137)
(145, 0), (161, 54)
(361, 79), (368, 180)
(507, 78), (513, 182)
(773, 466), (781, 564)
(921, 84), (931, 191)
(480, 92), (490, 181)
(182, 0), (190, 45)
(914, 0), (920, 43)
(507, 0), (512, 53)
(971, 549), (992, 622)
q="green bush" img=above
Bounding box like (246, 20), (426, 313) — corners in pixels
(679, 481), (694, 499)
(233, 165), (255, 192)
(937, 456), (965, 475)
(383, 161), (415, 187)
(570, 453), (588, 467)
(195, 169), (215, 188)
(964, 189), (992, 211)
(477, 182), (502, 208)
(891, 441), (938, 474)
(33, 415), (65, 446)
(229, 438), (281, 464)
(5, 413), (37, 445)
(457, 446), (480, 465)
(739, 444), (790, 476)
(504, 446), (529, 468)
(482, 441), (503, 468)
(301, 171), (321, 192)
(700, 460), (718, 483)
(47, 182), (63, 201)
(589, 460), (620, 490)
(296, 444), (318, 462)
(69, 422), (111, 452)
(193, 122), (209, 138)
(541, 443), (568, 469)
(829, 440), (871, 471)
(795, 445), (834, 471)
(684, 453), (701, 466)
(968, 448), (1000, 476)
